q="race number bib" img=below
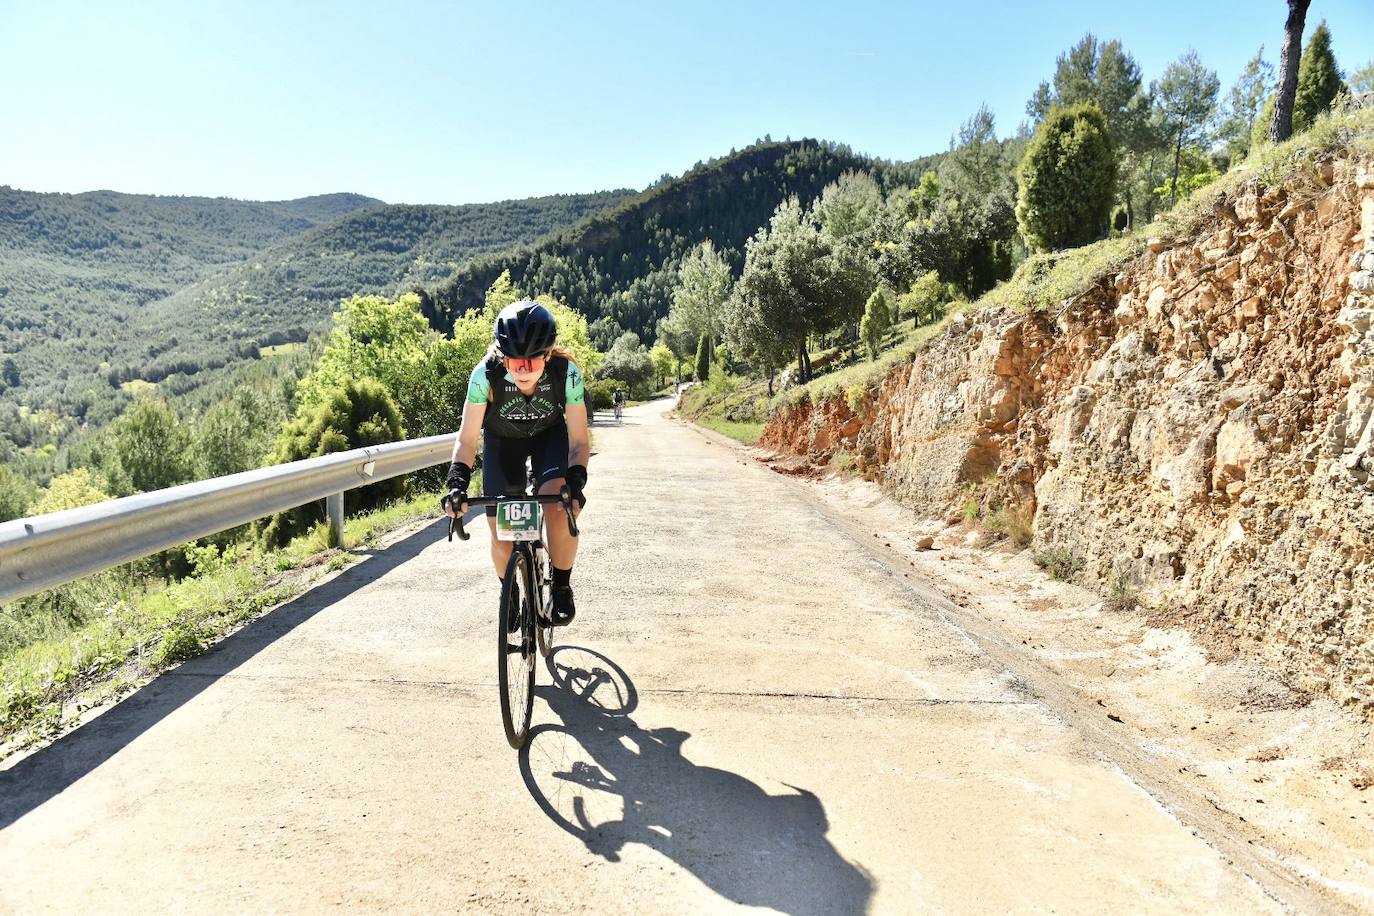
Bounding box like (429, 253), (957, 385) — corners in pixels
(495, 500), (541, 542)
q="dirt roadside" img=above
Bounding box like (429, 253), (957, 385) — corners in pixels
(693, 416), (1374, 913)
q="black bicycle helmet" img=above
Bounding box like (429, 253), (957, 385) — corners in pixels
(494, 300), (558, 358)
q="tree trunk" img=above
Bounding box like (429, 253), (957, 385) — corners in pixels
(767, 372), (774, 398)
(1270, 0), (1310, 143)
(1168, 134), (1183, 208)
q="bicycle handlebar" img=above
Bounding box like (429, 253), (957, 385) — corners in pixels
(443, 488), (580, 542)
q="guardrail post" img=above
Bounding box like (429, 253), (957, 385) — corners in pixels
(326, 492), (344, 548)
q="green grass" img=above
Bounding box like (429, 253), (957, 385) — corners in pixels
(0, 487), (449, 757)
(982, 235), (1147, 314)
(259, 342), (305, 357)
(772, 303), (975, 412)
(695, 416), (764, 445)
(118, 379), (157, 396)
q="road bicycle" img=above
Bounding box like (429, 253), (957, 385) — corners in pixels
(446, 483), (578, 749)
(613, 401), (623, 423)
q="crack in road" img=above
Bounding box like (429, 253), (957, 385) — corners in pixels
(163, 670), (1029, 707)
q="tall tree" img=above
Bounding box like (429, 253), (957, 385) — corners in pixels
(728, 198), (844, 383)
(656, 311), (698, 382)
(941, 105), (1006, 199)
(813, 171), (882, 245)
(1220, 48), (1275, 160)
(859, 289), (892, 360)
(668, 241), (733, 363)
(110, 396), (193, 495)
(1154, 51), (1220, 207)
(1024, 34), (1153, 226)
(1269, 0), (1311, 143)
(1293, 21), (1347, 131)
(1026, 35), (1148, 144)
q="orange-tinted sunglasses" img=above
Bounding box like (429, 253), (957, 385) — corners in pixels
(504, 353), (548, 374)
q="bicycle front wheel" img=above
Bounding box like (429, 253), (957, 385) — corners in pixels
(498, 549), (537, 749)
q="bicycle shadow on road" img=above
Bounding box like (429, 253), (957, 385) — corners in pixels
(521, 646), (873, 916)
(0, 516), (452, 831)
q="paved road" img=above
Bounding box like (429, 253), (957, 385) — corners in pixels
(1, 400), (1279, 914)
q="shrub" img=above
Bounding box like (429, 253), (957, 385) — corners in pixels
(1032, 546), (1085, 582)
(1016, 102), (1117, 252)
(0, 466), (39, 522)
(260, 378), (404, 547)
(585, 377), (629, 415)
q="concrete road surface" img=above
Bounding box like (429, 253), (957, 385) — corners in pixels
(1, 399), (1282, 914)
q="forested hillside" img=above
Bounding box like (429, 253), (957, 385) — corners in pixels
(0, 188), (381, 426)
(119, 191), (635, 388)
(0, 189), (632, 453)
(426, 140), (938, 343)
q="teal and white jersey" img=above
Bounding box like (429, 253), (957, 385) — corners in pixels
(467, 355), (584, 439)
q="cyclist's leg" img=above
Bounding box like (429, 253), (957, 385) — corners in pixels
(482, 434), (530, 579)
(533, 424), (579, 621)
(533, 423), (579, 561)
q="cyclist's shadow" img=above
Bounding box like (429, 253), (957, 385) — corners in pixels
(521, 646), (873, 916)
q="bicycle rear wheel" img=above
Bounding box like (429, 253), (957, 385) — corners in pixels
(498, 549), (536, 749)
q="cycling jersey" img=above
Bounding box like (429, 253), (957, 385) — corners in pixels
(466, 355), (585, 440)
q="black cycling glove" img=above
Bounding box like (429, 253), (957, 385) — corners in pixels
(565, 464), (588, 508)
(443, 461), (472, 512)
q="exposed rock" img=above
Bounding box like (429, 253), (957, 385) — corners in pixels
(762, 167), (1374, 715)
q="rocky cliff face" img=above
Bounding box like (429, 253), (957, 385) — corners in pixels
(762, 158), (1374, 713)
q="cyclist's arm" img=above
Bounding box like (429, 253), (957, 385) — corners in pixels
(566, 402), (589, 466)
(565, 362), (589, 467)
(453, 399), (486, 467)
(452, 362), (491, 468)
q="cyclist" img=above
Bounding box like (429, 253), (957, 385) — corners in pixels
(443, 300), (589, 625)
(612, 387), (625, 420)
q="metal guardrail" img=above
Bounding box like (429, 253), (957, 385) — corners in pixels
(0, 433), (457, 605)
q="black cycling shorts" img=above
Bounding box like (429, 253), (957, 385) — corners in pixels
(480, 422), (569, 517)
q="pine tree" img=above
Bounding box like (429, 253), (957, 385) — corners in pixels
(695, 333), (711, 383)
(1293, 21), (1347, 132)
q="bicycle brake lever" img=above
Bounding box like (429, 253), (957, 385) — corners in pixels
(560, 486), (580, 538)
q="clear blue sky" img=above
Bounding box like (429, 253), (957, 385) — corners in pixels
(2, 0), (1370, 205)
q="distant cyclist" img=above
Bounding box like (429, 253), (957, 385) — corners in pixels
(612, 387), (625, 421)
(442, 301), (589, 625)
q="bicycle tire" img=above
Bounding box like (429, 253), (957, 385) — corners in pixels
(536, 572), (556, 658)
(498, 549), (536, 749)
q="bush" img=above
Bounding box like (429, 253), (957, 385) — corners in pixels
(1016, 102), (1117, 252)
(260, 378), (405, 547)
(0, 465), (40, 522)
(585, 377), (629, 415)
(985, 501), (1034, 547)
(1032, 546), (1085, 582)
